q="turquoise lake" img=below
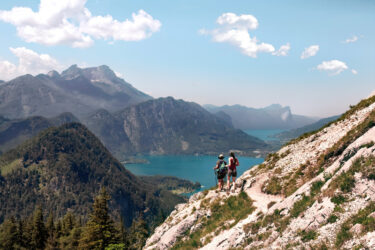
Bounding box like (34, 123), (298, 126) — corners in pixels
(125, 155), (264, 193)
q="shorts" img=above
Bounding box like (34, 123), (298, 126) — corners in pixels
(217, 173), (226, 180)
(228, 169), (237, 178)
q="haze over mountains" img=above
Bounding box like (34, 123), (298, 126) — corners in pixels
(84, 97), (268, 158)
(0, 65), (271, 157)
(0, 65), (151, 119)
(205, 104), (318, 130)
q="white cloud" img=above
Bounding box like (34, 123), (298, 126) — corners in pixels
(0, 0), (161, 48)
(201, 13), (288, 58)
(351, 69), (358, 75)
(0, 47), (63, 80)
(343, 35), (358, 44)
(301, 45), (319, 59)
(272, 43), (290, 56)
(316, 60), (348, 75)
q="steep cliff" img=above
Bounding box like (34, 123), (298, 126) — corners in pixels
(84, 97), (268, 158)
(145, 94), (375, 249)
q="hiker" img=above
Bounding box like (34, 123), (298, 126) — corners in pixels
(227, 152), (239, 192)
(213, 154), (227, 192)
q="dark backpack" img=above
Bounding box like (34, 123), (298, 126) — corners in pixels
(217, 161), (227, 175)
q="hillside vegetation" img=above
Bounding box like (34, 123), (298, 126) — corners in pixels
(0, 123), (187, 228)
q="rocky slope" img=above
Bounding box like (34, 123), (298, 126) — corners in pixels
(84, 97), (269, 159)
(145, 94), (375, 249)
(275, 114), (341, 143)
(0, 65), (151, 119)
(204, 104), (317, 130)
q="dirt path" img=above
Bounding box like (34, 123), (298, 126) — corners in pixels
(245, 173), (283, 213)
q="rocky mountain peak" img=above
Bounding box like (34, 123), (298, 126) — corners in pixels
(61, 64), (82, 79)
(47, 70), (60, 78)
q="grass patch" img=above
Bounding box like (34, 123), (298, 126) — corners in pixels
(263, 176), (282, 195)
(298, 230), (318, 242)
(327, 156), (375, 196)
(331, 195), (346, 205)
(335, 202), (375, 247)
(173, 192), (255, 249)
(327, 214), (338, 223)
(290, 195), (314, 218)
(0, 159), (22, 176)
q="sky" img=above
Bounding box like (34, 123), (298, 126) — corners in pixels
(0, 0), (374, 117)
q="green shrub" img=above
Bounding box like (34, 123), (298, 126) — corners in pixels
(311, 181), (324, 196)
(299, 230), (318, 242)
(340, 174), (355, 193)
(290, 195), (313, 218)
(263, 177), (282, 195)
(327, 214), (338, 223)
(331, 195), (346, 205)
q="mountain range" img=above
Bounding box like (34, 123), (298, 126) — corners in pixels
(205, 104), (318, 130)
(0, 65), (151, 119)
(83, 97), (269, 158)
(0, 65), (271, 157)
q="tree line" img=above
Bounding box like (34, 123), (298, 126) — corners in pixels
(0, 188), (149, 250)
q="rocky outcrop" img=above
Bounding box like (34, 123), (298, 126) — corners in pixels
(145, 95), (375, 249)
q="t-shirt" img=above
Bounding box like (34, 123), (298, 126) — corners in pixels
(228, 157), (238, 170)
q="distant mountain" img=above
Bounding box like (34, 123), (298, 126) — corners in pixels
(84, 97), (268, 159)
(0, 65), (151, 119)
(274, 114), (341, 143)
(0, 123), (186, 226)
(204, 104), (318, 130)
(0, 112), (78, 154)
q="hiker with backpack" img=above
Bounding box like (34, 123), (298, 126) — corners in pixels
(227, 152), (239, 193)
(213, 154), (227, 192)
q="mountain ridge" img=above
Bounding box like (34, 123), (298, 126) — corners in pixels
(84, 96), (269, 159)
(204, 103), (318, 130)
(0, 65), (152, 119)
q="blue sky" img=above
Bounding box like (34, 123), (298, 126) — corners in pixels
(0, 0), (374, 117)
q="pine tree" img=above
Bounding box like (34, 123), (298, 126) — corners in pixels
(128, 216), (148, 250)
(78, 188), (118, 249)
(45, 212), (59, 250)
(30, 206), (47, 249)
(0, 217), (18, 249)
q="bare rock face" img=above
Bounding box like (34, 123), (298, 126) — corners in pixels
(350, 224), (363, 236)
(145, 94), (375, 249)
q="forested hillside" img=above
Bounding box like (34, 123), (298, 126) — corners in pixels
(0, 123), (186, 228)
